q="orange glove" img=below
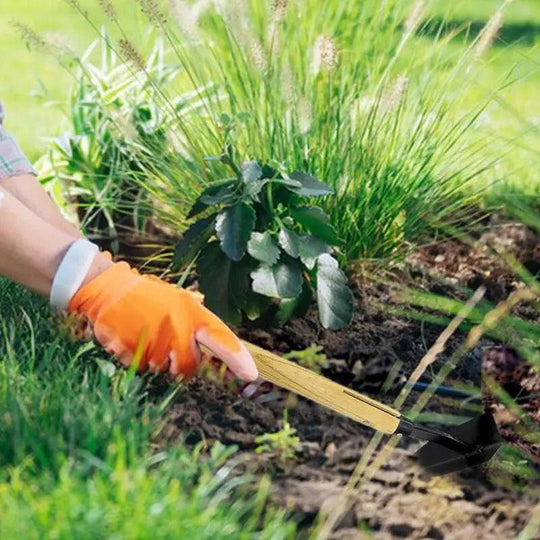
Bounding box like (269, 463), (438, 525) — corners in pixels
(68, 262), (258, 381)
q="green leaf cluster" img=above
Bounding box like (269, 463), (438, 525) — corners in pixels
(254, 411), (301, 462)
(174, 150), (354, 329)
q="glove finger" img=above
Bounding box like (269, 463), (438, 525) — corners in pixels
(168, 335), (200, 380)
(195, 317), (258, 382)
(93, 321), (148, 370)
(148, 355), (171, 373)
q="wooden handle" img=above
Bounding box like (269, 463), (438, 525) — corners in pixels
(243, 341), (401, 435)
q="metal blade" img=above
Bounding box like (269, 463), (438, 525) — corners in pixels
(416, 413), (502, 475)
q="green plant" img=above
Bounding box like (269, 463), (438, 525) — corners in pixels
(284, 343), (328, 373)
(0, 278), (296, 538)
(36, 33), (209, 252)
(173, 139), (354, 329)
(37, 0), (507, 266)
(137, 0), (501, 261)
(255, 410), (301, 462)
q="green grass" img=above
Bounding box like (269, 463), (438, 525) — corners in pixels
(3, 1), (539, 261)
(0, 279), (296, 538)
(4, 0), (540, 193)
(29, 0), (529, 263)
(0, 0), (142, 161)
(426, 0), (540, 204)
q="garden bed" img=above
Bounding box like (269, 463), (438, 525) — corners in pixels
(149, 220), (539, 538)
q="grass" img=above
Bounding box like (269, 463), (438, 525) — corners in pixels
(426, 0), (540, 203)
(20, 0), (533, 263)
(0, 279), (296, 538)
(3, 0), (539, 203)
(3, 2), (538, 262)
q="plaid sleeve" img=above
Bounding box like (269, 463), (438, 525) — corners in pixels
(0, 125), (36, 179)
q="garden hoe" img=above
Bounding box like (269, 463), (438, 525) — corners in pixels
(241, 341), (502, 475)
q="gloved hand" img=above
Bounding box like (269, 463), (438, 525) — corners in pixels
(68, 261), (258, 381)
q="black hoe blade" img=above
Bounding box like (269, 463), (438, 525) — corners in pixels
(415, 413), (503, 475)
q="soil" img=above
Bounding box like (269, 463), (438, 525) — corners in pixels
(148, 220), (539, 538)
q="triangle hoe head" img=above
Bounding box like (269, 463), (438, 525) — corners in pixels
(416, 413), (503, 475)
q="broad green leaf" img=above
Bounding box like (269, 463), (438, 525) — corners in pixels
(247, 231), (280, 265)
(244, 291), (272, 321)
(241, 160), (262, 183)
(244, 178), (268, 200)
(287, 171), (334, 196)
(273, 285), (312, 326)
(274, 297), (299, 327)
(271, 176), (302, 188)
(229, 256), (253, 310)
(298, 235), (330, 269)
(200, 185), (237, 205)
(215, 204), (256, 261)
(197, 242), (242, 324)
(261, 164), (277, 179)
(291, 206), (339, 245)
(316, 254), (354, 330)
(186, 200), (207, 220)
(251, 260), (303, 299)
(187, 179), (237, 218)
(278, 227), (300, 258)
(173, 216), (216, 269)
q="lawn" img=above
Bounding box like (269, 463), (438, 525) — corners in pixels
(0, 280), (296, 538)
(1, 1), (539, 538)
(428, 0), (540, 202)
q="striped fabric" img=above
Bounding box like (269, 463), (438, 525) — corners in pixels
(0, 102), (36, 179)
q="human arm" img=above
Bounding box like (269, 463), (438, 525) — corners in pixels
(0, 173), (82, 238)
(0, 122), (82, 236)
(0, 186), (111, 296)
(0, 185), (257, 381)
(0, 125), (257, 381)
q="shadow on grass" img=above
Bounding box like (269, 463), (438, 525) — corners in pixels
(419, 18), (540, 47)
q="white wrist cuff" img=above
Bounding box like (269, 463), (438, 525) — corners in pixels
(50, 239), (99, 310)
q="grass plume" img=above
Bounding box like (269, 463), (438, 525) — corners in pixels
(473, 9), (504, 61)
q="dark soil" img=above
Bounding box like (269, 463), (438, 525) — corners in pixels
(150, 221), (539, 538)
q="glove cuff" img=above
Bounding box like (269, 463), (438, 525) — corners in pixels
(50, 239), (99, 310)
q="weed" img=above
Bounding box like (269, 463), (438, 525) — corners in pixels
(255, 410), (301, 463)
(284, 344), (328, 374)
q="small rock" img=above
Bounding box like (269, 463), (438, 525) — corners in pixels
(325, 442), (337, 461)
(352, 360), (364, 378)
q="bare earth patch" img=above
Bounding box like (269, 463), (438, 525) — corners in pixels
(149, 220), (539, 537)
